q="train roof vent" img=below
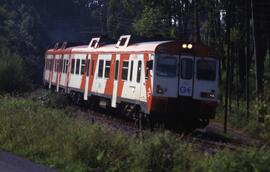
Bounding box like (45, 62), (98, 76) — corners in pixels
(89, 37), (101, 49)
(54, 42), (59, 50)
(61, 42), (68, 49)
(116, 35), (131, 48)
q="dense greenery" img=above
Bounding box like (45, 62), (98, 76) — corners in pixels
(0, 1), (269, 170)
(0, 96), (269, 172)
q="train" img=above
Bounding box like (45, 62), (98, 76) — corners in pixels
(43, 35), (220, 129)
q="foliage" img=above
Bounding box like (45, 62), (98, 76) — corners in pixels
(199, 148), (270, 172)
(0, 96), (270, 172)
(0, 48), (30, 93)
(133, 6), (173, 38)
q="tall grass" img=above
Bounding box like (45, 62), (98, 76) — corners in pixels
(0, 96), (269, 172)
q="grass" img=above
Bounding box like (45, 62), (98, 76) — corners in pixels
(215, 98), (270, 141)
(0, 95), (269, 172)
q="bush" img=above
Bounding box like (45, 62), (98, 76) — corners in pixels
(0, 48), (31, 93)
(0, 96), (269, 172)
(200, 148), (270, 172)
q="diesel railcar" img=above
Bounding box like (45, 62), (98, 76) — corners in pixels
(43, 35), (219, 129)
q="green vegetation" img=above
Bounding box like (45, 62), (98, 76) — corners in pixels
(0, 96), (269, 172)
(216, 93), (270, 141)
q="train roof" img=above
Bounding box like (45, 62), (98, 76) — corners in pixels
(46, 35), (218, 58)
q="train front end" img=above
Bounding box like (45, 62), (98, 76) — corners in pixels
(151, 42), (219, 128)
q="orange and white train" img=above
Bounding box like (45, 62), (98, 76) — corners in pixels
(43, 35), (220, 128)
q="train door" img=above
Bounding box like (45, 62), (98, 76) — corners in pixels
(139, 54), (147, 102)
(84, 54), (91, 100)
(179, 56), (194, 97)
(49, 55), (55, 89)
(124, 54), (137, 100)
(56, 54), (64, 92)
(111, 54), (120, 108)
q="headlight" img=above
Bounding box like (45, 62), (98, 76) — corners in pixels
(200, 92), (216, 99)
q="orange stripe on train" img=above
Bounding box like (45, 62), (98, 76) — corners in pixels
(117, 54), (130, 97)
(80, 54), (89, 90)
(104, 54), (116, 96)
(144, 53), (153, 113)
(88, 54), (98, 92)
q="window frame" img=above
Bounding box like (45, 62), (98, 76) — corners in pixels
(121, 61), (129, 81)
(76, 59), (81, 75)
(196, 59), (217, 81)
(104, 60), (111, 79)
(81, 59), (86, 75)
(98, 59), (104, 78)
(181, 58), (193, 80)
(137, 61), (142, 83)
(129, 61), (134, 81)
(114, 60), (119, 80)
(71, 59), (75, 74)
(156, 55), (177, 77)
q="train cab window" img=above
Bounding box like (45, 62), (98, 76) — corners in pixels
(86, 59), (90, 76)
(76, 59), (81, 75)
(105, 61), (111, 78)
(181, 58), (193, 80)
(130, 61), (134, 81)
(197, 60), (216, 81)
(98, 60), (104, 77)
(137, 61), (142, 83)
(114, 60), (119, 80)
(71, 59), (75, 74)
(81, 60), (86, 75)
(157, 56), (177, 77)
(122, 61), (129, 80)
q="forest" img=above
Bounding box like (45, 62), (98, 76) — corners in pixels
(1, 0), (270, 124)
(0, 0), (270, 171)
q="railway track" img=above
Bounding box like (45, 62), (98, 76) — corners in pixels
(73, 105), (245, 153)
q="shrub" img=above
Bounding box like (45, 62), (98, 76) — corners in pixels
(0, 96), (269, 172)
(0, 48), (31, 93)
(202, 148), (270, 172)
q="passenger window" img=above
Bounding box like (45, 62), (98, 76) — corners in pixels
(181, 58), (193, 80)
(81, 60), (86, 75)
(114, 60), (119, 80)
(98, 60), (104, 77)
(86, 59), (90, 76)
(105, 61), (111, 78)
(76, 59), (80, 75)
(137, 61), (142, 83)
(65, 60), (69, 73)
(62, 60), (66, 73)
(130, 61), (134, 81)
(71, 59), (75, 74)
(54, 60), (57, 72)
(122, 61), (129, 80)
